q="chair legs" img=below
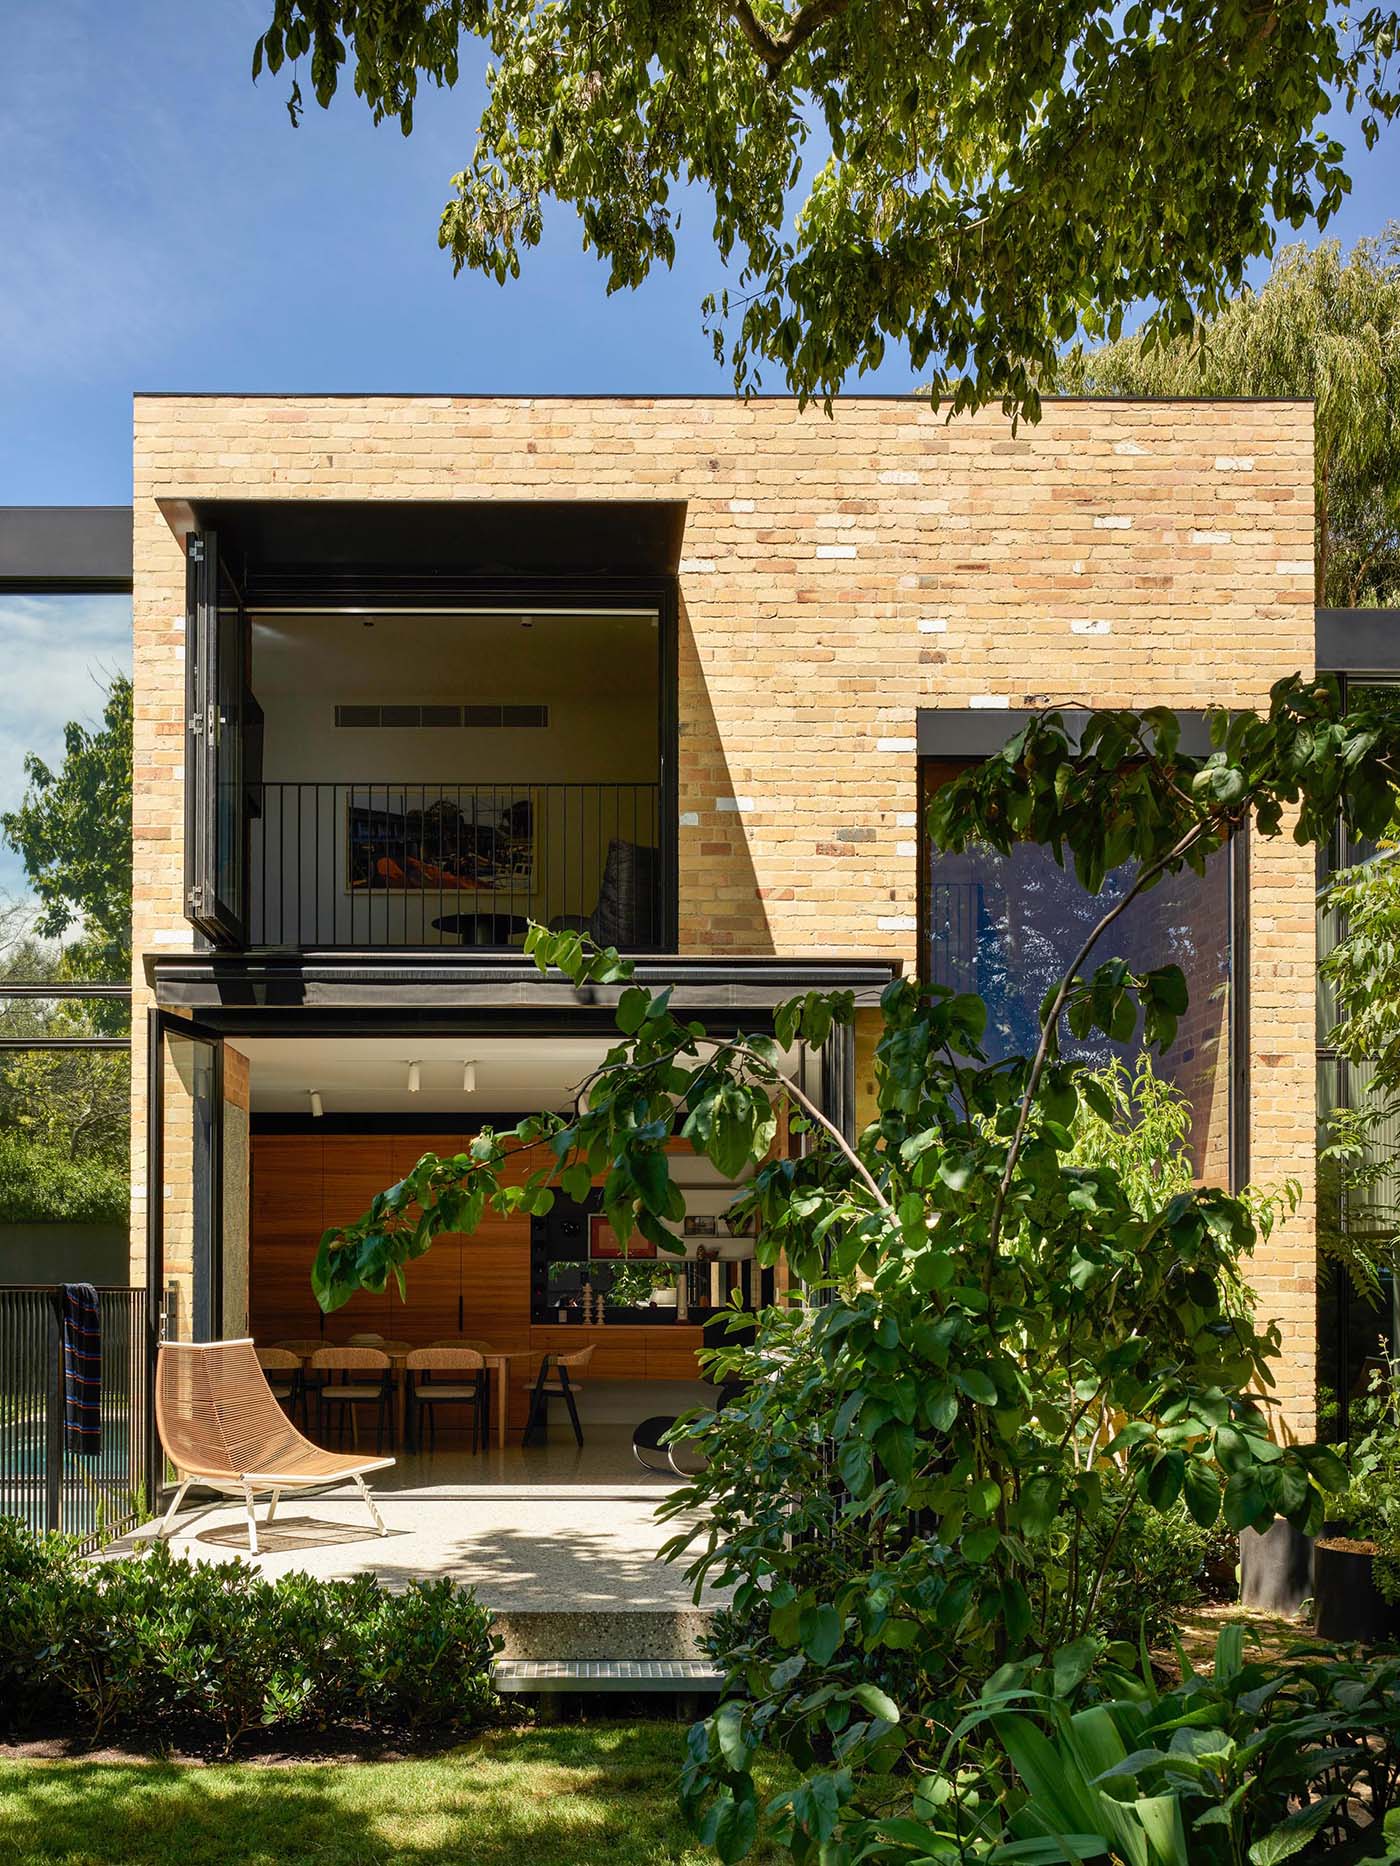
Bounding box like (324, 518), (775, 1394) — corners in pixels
(523, 1363), (585, 1447)
(354, 1473), (387, 1538)
(412, 1386), (484, 1452)
(155, 1478), (191, 1541)
(243, 1483), (260, 1555)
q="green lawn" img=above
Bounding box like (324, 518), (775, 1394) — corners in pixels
(0, 1723), (781, 1866)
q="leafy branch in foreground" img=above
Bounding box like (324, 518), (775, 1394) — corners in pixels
(252, 2), (1398, 419)
(313, 673), (1400, 1864)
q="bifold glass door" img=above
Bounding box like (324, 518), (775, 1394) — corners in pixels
(184, 532), (246, 944)
(150, 1016), (224, 1345)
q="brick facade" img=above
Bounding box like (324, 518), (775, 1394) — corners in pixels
(130, 394), (1317, 1432)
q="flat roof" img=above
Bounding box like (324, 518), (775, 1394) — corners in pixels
(0, 506), (132, 592)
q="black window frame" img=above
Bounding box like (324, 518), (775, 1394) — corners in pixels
(914, 709), (1250, 1193)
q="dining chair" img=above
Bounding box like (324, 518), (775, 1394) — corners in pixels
(311, 1346), (392, 1452)
(406, 1347), (487, 1451)
(274, 1338), (327, 1426)
(255, 1346), (301, 1419)
(523, 1344), (594, 1448)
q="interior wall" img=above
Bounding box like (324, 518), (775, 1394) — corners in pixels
(246, 1128), (745, 1430)
(253, 612), (660, 785)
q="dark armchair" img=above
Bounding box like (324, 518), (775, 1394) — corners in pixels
(550, 838), (661, 947)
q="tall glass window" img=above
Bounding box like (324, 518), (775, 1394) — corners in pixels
(1316, 678), (1400, 1439)
(0, 592), (132, 1283)
(920, 759), (1234, 1186)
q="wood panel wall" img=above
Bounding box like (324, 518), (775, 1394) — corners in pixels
(247, 1130), (705, 1430)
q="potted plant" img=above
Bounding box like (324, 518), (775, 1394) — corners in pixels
(1315, 1358), (1400, 1642)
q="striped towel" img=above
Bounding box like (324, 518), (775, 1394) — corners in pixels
(61, 1283), (102, 1458)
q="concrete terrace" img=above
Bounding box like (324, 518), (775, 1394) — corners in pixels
(104, 1427), (729, 1663)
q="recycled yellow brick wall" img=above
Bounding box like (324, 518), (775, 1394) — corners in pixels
(129, 394), (1317, 1433)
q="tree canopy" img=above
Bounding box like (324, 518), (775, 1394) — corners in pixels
(1064, 228), (1400, 607)
(1, 672), (132, 982)
(253, 1), (1398, 421)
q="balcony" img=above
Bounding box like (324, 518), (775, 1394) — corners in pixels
(248, 780), (665, 951)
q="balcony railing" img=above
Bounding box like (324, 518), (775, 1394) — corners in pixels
(249, 781), (665, 950)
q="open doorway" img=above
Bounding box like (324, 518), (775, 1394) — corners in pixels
(228, 1030), (783, 1484)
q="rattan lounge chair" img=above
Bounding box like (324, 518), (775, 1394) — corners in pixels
(153, 1338), (394, 1553)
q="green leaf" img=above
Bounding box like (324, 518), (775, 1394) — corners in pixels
(1182, 1458), (1221, 1528)
(560, 1156), (593, 1201)
(853, 1682), (900, 1723)
(956, 1370), (998, 1406)
(615, 985), (649, 1034)
(714, 1701), (750, 1772)
(1247, 1795), (1341, 1865)
(800, 1605), (843, 1666)
(963, 1525), (1000, 1563)
(706, 1791), (758, 1865)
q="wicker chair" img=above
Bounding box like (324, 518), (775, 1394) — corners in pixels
(523, 1344), (594, 1447)
(313, 1346), (393, 1452)
(153, 1339), (393, 1553)
(406, 1347), (487, 1451)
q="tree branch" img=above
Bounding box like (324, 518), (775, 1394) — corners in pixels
(729, 0), (849, 73)
(984, 812), (1221, 1267)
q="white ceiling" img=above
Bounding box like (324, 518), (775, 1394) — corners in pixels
(238, 1033), (618, 1115)
(250, 610), (660, 704)
(237, 1031), (801, 1119)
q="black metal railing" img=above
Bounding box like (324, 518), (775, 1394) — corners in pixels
(249, 781), (666, 950)
(0, 1286), (150, 1549)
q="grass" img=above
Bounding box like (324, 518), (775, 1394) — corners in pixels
(0, 1722), (784, 1866)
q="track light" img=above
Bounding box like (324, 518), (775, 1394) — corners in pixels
(309, 1090), (323, 1119)
(407, 1060), (421, 1094)
(462, 1061), (477, 1094)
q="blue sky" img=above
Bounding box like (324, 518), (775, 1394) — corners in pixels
(0, 2), (1397, 910)
(2, 0), (1398, 506)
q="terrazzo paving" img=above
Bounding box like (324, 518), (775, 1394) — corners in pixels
(105, 1428), (730, 1626)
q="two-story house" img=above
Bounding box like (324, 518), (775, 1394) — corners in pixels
(128, 393), (1320, 1446)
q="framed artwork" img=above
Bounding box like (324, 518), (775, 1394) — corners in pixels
(347, 789), (535, 894)
(589, 1215), (626, 1259)
(590, 1215), (657, 1258)
(684, 1215), (717, 1238)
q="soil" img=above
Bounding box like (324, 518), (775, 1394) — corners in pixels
(1169, 1602), (1315, 1673)
(1316, 1535), (1382, 1557)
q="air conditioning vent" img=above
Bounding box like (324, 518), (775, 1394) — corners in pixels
(334, 704), (551, 729)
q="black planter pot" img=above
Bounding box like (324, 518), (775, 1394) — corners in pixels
(1239, 1517), (1313, 1616)
(1313, 1524), (1400, 1643)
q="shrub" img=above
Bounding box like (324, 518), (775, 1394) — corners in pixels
(850, 1626), (1400, 1864)
(0, 1130), (129, 1225)
(0, 1520), (498, 1750)
(1084, 1490), (1237, 1647)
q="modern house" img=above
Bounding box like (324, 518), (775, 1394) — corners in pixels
(10, 391), (1395, 1525)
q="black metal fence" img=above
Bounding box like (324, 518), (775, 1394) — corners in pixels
(0, 1286), (150, 1548)
(249, 780), (665, 949)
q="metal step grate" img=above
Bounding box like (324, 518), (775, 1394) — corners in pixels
(493, 1658), (724, 1694)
